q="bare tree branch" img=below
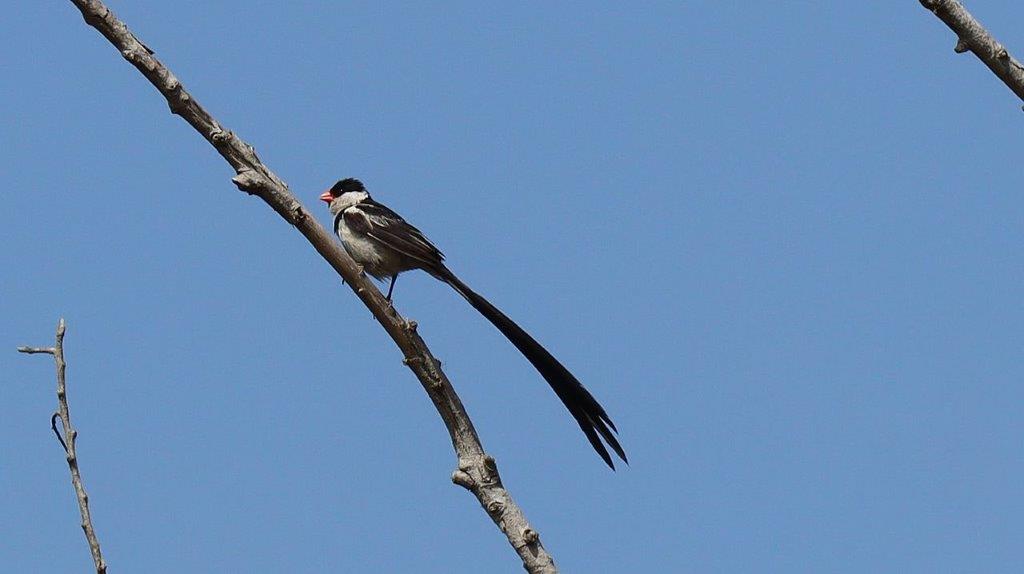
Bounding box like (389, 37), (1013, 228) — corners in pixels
(18, 319), (107, 574)
(919, 0), (1024, 104)
(64, 1), (557, 571)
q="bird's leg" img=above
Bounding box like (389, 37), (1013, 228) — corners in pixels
(385, 275), (398, 302)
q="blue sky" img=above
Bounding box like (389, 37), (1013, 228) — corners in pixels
(3, 2), (1023, 572)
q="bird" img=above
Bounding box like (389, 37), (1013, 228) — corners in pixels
(320, 178), (627, 469)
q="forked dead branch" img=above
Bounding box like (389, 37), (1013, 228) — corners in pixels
(18, 319), (107, 574)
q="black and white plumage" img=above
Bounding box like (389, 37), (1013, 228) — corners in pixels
(320, 178), (627, 469)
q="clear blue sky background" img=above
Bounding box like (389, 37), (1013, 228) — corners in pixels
(3, 2), (1023, 572)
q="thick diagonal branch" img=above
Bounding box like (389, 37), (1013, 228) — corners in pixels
(65, 1), (556, 571)
(919, 0), (1024, 103)
(19, 319), (107, 574)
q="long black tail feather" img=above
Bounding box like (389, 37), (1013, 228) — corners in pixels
(435, 267), (627, 469)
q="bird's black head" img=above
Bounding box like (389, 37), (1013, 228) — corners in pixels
(330, 178), (365, 196)
(321, 178), (366, 204)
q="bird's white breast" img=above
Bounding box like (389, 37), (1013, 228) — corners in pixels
(338, 218), (386, 271)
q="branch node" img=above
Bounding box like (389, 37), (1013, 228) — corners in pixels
(486, 499), (506, 516)
(168, 90), (191, 115)
(522, 528), (540, 545)
(954, 38), (969, 53)
(231, 170), (263, 195)
(452, 469), (474, 489)
(427, 359), (445, 389)
(484, 455), (499, 477)
(997, 46), (1009, 60)
(119, 46), (138, 62)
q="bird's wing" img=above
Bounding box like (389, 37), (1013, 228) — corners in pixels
(343, 199), (446, 269)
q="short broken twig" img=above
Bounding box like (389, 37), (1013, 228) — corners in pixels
(17, 346), (55, 354)
(18, 319), (107, 574)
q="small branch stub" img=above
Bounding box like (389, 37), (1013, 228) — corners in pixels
(452, 469), (474, 489)
(17, 346), (55, 355)
(231, 170), (263, 194)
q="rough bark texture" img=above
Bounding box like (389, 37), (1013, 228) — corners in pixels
(920, 0), (1024, 104)
(18, 319), (108, 574)
(65, 1), (557, 571)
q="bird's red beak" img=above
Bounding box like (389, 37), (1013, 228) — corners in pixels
(319, 191), (333, 203)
